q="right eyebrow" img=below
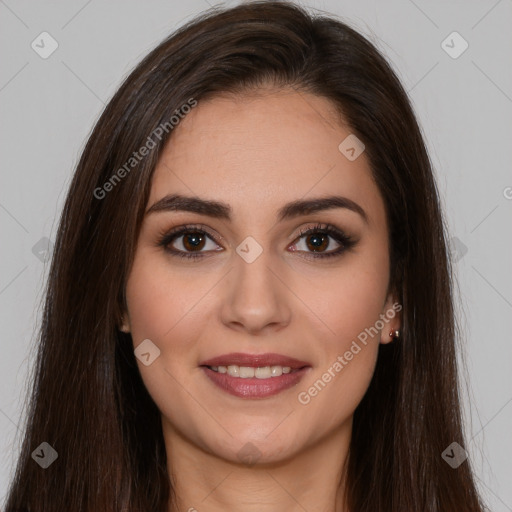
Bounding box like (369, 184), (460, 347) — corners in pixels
(145, 194), (232, 219)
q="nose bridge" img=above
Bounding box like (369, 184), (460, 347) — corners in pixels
(220, 241), (291, 333)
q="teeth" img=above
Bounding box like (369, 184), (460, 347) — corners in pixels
(211, 365), (294, 378)
(239, 366), (254, 378)
(270, 366), (282, 377)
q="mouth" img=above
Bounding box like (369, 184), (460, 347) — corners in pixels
(199, 352), (311, 399)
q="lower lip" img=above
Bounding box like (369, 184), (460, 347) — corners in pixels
(201, 366), (310, 399)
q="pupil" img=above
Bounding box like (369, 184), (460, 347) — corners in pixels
(308, 234), (327, 252)
(184, 232), (204, 250)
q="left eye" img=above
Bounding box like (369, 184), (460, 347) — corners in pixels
(291, 232), (342, 254)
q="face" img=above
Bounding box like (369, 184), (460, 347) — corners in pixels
(121, 88), (400, 465)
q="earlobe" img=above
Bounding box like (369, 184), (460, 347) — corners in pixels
(381, 328), (401, 345)
(379, 293), (402, 344)
(118, 313), (131, 333)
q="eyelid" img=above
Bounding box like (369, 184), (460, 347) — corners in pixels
(163, 223), (224, 244)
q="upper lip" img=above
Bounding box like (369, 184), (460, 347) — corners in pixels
(200, 352), (310, 369)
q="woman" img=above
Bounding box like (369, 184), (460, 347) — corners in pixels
(4, 1), (485, 510)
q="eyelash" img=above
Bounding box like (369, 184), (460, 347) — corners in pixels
(156, 223), (356, 261)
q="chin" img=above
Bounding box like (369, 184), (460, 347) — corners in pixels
(202, 425), (307, 466)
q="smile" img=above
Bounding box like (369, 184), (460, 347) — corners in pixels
(199, 353), (311, 399)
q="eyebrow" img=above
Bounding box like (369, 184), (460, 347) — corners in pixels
(145, 193), (369, 224)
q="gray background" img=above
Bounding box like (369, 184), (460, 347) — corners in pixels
(1, 0), (511, 509)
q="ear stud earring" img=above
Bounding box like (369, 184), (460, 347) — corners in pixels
(389, 329), (400, 339)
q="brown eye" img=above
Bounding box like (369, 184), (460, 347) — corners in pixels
(291, 223), (356, 259)
(304, 232), (331, 252)
(294, 231), (341, 254)
(181, 232), (207, 252)
(158, 225), (222, 260)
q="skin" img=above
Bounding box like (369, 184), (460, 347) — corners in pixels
(120, 87), (401, 512)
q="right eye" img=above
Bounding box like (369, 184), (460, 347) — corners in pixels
(157, 224), (223, 260)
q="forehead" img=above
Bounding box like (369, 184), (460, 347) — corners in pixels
(148, 89), (385, 227)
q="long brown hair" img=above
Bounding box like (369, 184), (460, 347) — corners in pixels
(5, 1), (484, 510)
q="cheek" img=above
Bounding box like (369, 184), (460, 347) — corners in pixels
(124, 247), (226, 378)
(294, 344), (378, 440)
(125, 251), (215, 349)
(294, 277), (385, 427)
(292, 252), (388, 419)
(124, 254), (218, 441)
(306, 250), (390, 350)
(123, 253), (204, 404)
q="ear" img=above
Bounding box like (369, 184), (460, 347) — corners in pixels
(379, 292), (402, 345)
(118, 312), (131, 333)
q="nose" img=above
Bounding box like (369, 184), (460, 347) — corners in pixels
(219, 250), (292, 336)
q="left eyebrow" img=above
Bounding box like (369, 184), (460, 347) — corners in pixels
(145, 193), (369, 225)
(277, 195), (368, 225)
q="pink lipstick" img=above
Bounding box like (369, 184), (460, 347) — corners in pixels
(200, 352), (311, 399)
